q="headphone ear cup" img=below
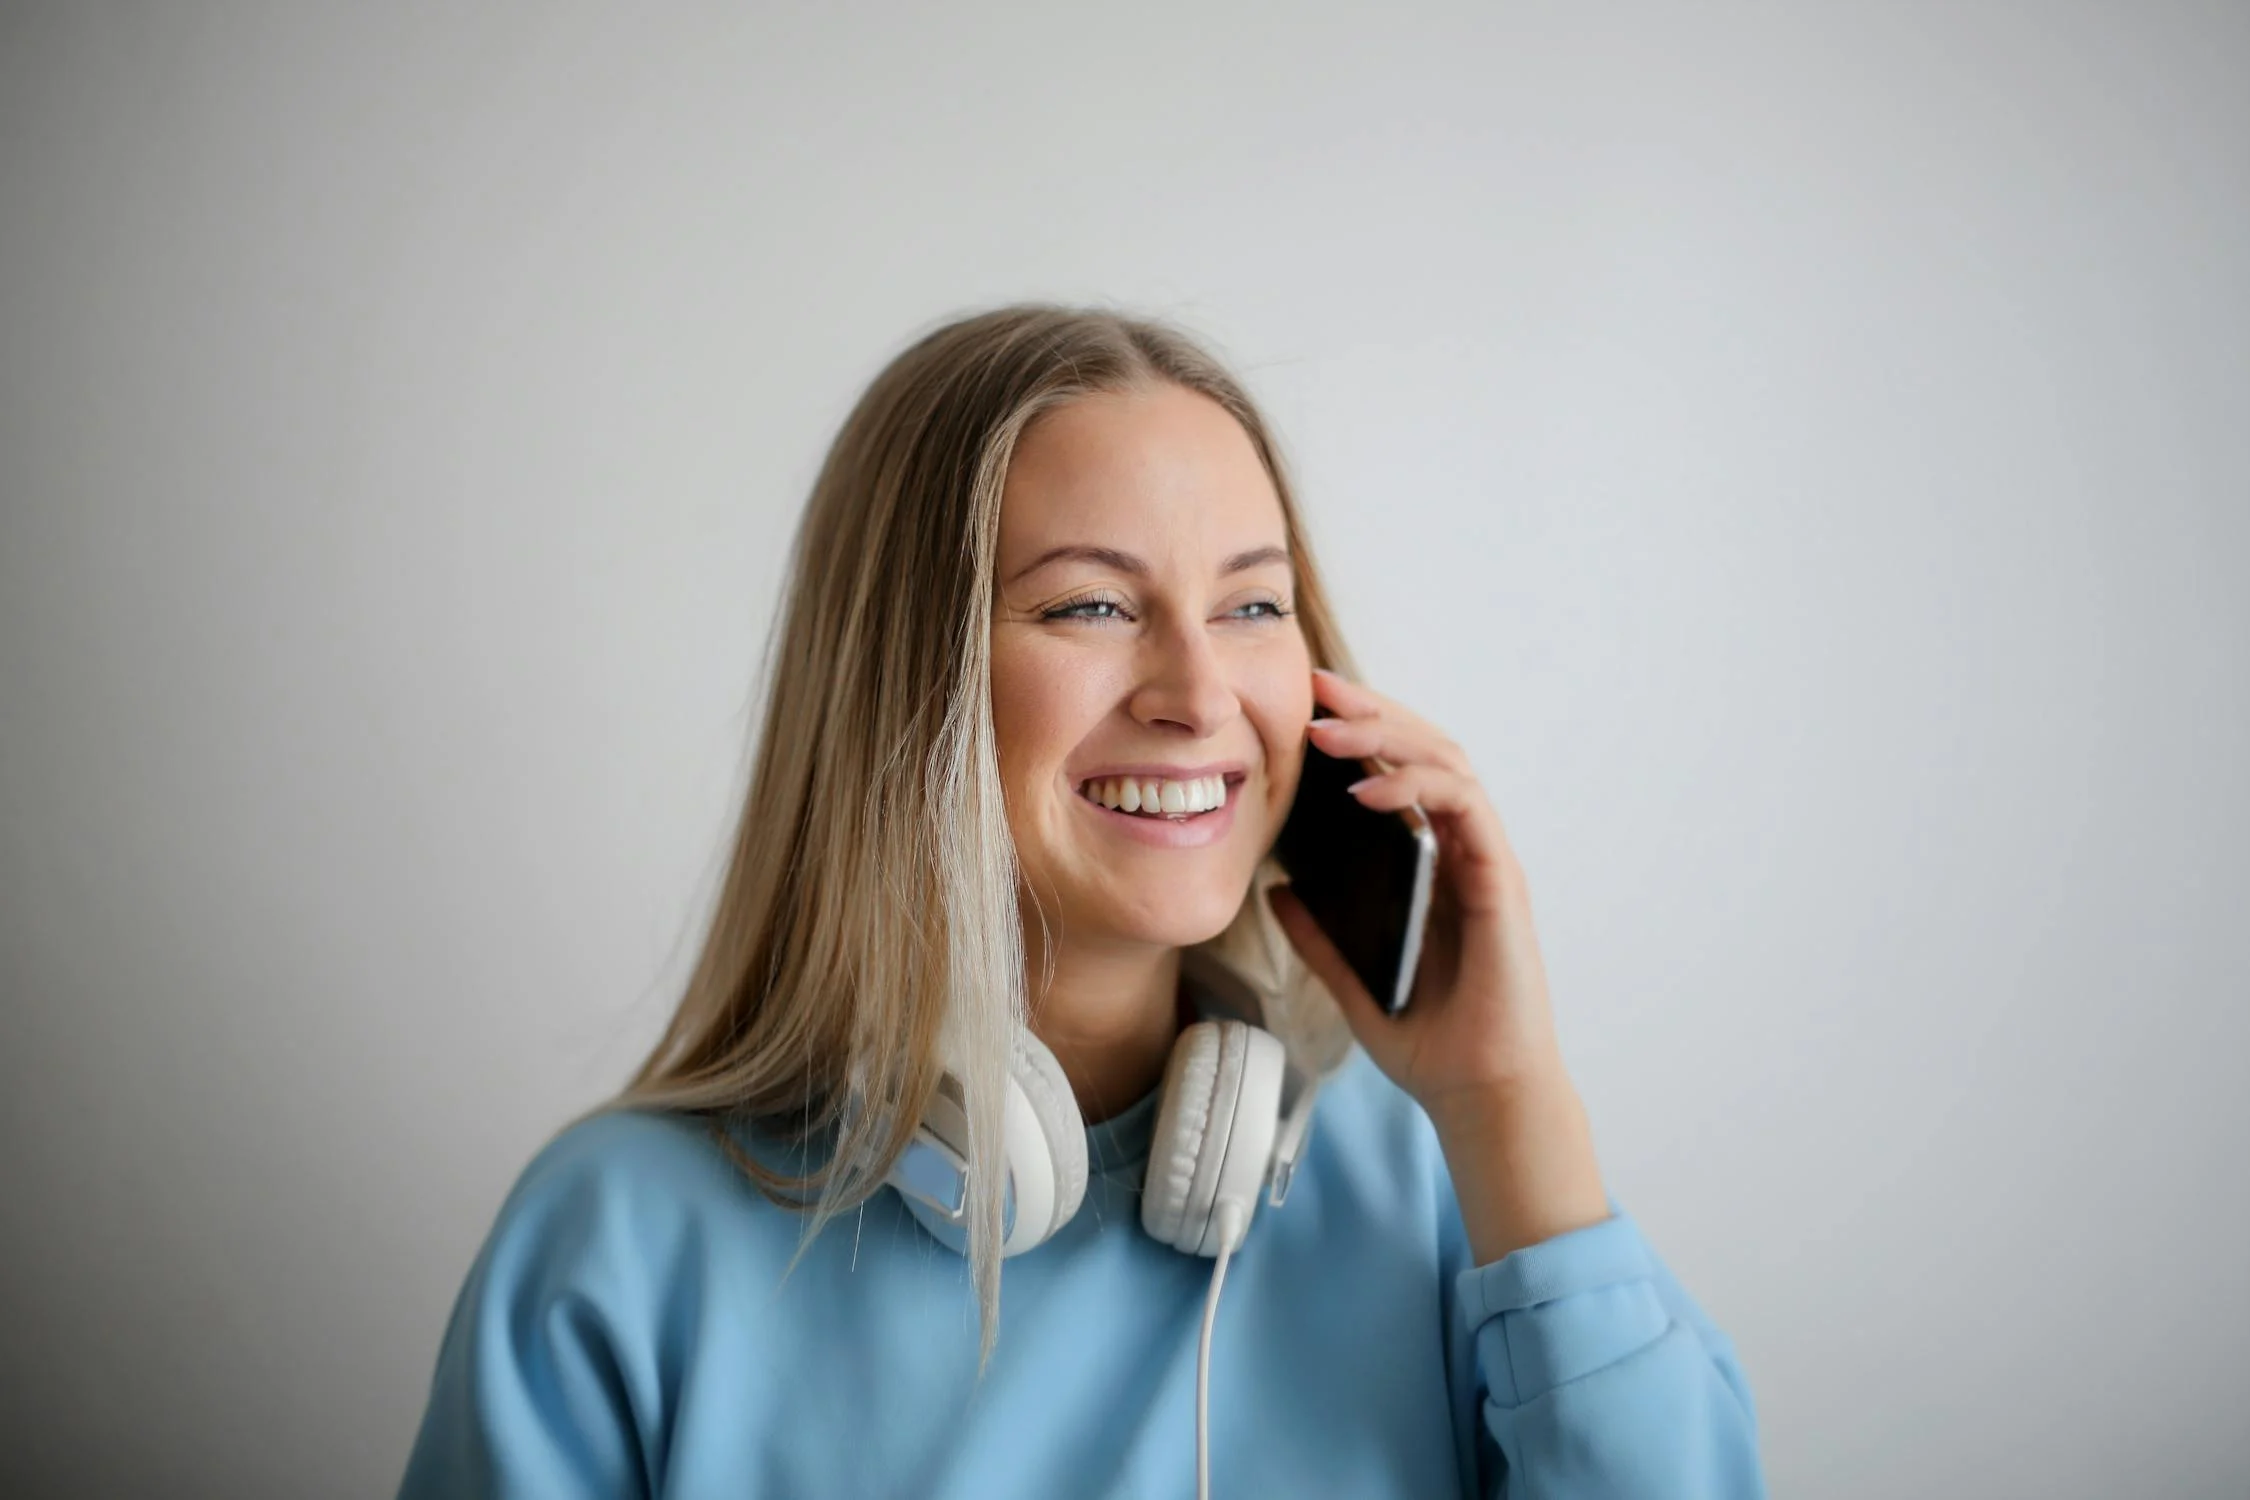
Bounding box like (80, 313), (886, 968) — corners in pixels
(890, 1031), (1089, 1259)
(1141, 1022), (1223, 1250)
(1142, 1020), (1286, 1255)
(1005, 1029), (1089, 1254)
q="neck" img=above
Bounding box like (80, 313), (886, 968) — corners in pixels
(1025, 937), (1188, 1126)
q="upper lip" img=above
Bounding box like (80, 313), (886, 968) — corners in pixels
(1073, 761), (1249, 789)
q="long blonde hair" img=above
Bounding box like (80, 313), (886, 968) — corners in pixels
(618, 303), (1354, 1366)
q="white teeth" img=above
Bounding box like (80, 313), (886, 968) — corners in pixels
(1080, 774), (1231, 818)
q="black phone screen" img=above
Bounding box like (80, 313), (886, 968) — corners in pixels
(1270, 740), (1434, 1014)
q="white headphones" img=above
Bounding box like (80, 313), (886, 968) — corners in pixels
(885, 1014), (1290, 1258)
(882, 860), (1355, 1261)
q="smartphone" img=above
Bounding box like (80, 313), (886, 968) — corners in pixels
(1271, 739), (1438, 1015)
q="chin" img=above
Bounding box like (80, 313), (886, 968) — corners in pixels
(1101, 866), (1257, 949)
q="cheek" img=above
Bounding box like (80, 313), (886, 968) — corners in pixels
(988, 634), (1108, 789)
(1242, 647), (1316, 813)
(987, 648), (1046, 790)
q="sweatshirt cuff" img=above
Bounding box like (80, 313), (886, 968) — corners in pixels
(1453, 1199), (1670, 1409)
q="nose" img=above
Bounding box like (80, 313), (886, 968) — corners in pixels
(1127, 617), (1239, 737)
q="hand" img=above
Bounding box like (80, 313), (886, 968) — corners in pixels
(1267, 669), (1609, 1260)
(1267, 669), (1568, 1115)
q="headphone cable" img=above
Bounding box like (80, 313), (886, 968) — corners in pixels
(1196, 1199), (1251, 1500)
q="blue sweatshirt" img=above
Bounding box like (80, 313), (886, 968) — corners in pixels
(398, 1050), (1764, 1497)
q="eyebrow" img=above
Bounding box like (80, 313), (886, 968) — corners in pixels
(1004, 543), (1291, 586)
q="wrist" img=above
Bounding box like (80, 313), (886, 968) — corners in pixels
(1427, 1068), (1612, 1265)
(1422, 1056), (1579, 1141)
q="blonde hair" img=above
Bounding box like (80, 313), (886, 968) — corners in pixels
(617, 303), (1354, 1367)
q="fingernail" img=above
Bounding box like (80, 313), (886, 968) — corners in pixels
(1345, 777), (1375, 794)
(1308, 717), (1345, 730)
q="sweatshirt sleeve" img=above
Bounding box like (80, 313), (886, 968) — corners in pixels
(1450, 1198), (1765, 1498)
(396, 1115), (696, 1500)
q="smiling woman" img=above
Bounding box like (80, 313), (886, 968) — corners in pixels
(990, 385), (1321, 1120)
(395, 305), (1766, 1499)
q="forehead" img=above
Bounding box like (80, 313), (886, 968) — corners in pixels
(999, 385), (1285, 550)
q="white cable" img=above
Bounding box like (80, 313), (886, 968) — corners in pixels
(1197, 1200), (1250, 1500)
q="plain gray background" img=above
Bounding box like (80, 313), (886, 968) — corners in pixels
(3, 3), (2245, 1496)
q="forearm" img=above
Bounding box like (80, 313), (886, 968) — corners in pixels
(1429, 1067), (1612, 1265)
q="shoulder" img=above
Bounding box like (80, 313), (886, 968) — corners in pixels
(474, 1107), (814, 1304)
(515, 1106), (747, 1211)
(403, 1111), (834, 1493)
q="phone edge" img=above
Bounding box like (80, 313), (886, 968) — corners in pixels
(1387, 811), (1439, 1014)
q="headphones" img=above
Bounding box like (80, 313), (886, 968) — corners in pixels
(885, 1013), (1290, 1259)
(882, 860), (1350, 1262)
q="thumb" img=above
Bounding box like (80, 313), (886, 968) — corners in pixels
(1264, 884), (1392, 1047)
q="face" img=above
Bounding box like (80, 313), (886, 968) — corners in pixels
(990, 383), (1315, 960)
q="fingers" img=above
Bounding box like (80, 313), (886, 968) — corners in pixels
(1312, 668), (1452, 742)
(1345, 759), (1473, 813)
(1347, 761), (1518, 906)
(1306, 667), (1523, 906)
(1309, 669), (1471, 772)
(1310, 666), (1385, 717)
(1305, 713), (1471, 777)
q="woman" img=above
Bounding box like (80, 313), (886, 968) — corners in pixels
(398, 305), (1765, 1498)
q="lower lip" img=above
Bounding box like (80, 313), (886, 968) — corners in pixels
(1075, 787), (1241, 848)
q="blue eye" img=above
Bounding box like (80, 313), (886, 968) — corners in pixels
(1043, 596), (1130, 621)
(1037, 594), (1292, 624)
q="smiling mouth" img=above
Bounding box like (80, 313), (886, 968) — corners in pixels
(1077, 773), (1240, 820)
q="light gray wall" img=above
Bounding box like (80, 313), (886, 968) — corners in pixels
(3, 3), (2244, 1495)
